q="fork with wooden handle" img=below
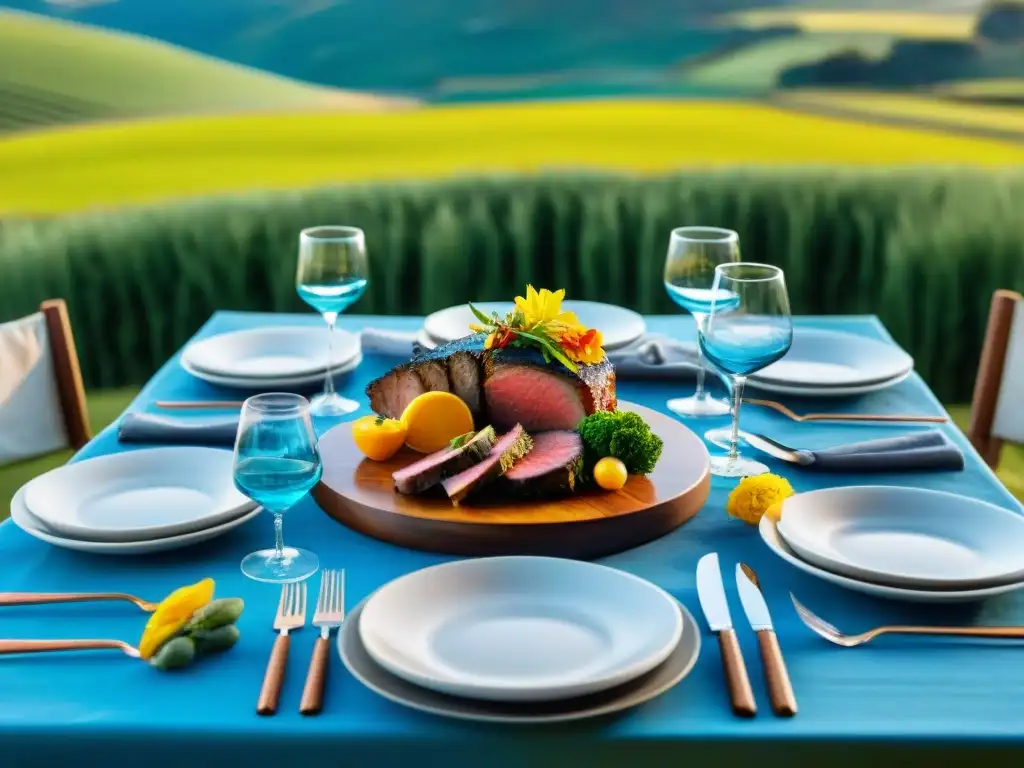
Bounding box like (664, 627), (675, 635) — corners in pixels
(0, 592), (159, 612)
(257, 582), (306, 716)
(300, 569), (345, 715)
(744, 398), (948, 424)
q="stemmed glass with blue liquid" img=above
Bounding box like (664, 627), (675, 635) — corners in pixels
(663, 227), (740, 418)
(233, 393), (322, 583)
(296, 226), (368, 418)
(699, 263), (793, 478)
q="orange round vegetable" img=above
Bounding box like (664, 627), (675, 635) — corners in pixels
(593, 456), (628, 491)
(352, 415), (407, 461)
(400, 392), (474, 454)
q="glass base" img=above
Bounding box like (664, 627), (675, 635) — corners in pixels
(309, 391), (359, 418)
(704, 427), (733, 448)
(667, 394), (731, 418)
(709, 454), (770, 478)
(241, 547), (319, 584)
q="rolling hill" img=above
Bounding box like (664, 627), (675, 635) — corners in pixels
(0, 9), (413, 132)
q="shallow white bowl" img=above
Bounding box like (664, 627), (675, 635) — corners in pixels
(753, 329), (912, 388)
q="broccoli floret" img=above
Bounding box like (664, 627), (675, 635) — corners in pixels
(578, 410), (664, 476)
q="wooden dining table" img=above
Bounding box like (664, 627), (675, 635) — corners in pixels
(0, 310), (1021, 767)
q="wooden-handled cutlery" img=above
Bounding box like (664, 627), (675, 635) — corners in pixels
(257, 582), (306, 716)
(300, 569), (345, 715)
(736, 564), (797, 717)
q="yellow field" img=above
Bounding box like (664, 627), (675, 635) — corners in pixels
(728, 9), (976, 39)
(2, 100), (1023, 215)
(779, 90), (1024, 137)
(934, 79), (1024, 100)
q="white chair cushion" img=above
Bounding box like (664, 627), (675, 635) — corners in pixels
(0, 312), (68, 466)
(993, 299), (1024, 444)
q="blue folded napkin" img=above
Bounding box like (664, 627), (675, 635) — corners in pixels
(119, 412), (239, 446)
(752, 430), (965, 473)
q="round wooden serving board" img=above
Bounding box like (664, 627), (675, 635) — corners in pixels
(313, 401), (710, 559)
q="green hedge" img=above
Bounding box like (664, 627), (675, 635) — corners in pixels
(1, 170), (1023, 401)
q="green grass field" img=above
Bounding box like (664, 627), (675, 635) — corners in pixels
(1, 397), (1020, 522)
(726, 9), (977, 39)
(2, 99), (1024, 215)
(0, 9), (412, 133)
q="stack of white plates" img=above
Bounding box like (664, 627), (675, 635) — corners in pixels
(181, 327), (361, 389)
(340, 557), (701, 723)
(415, 301), (647, 353)
(760, 486), (1024, 603)
(10, 447), (260, 555)
(749, 329), (914, 397)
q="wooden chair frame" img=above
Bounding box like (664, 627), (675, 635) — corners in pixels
(968, 289), (1023, 468)
(38, 299), (91, 451)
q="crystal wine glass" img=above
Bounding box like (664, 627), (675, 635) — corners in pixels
(296, 226), (368, 418)
(699, 263), (793, 478)
(233, 393), (322, 583)
(663, 227), (740, 418)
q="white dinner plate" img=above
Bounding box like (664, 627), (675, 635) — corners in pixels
(753, 329), (913, 388)
(341, 595), (700, 723)
(23, 447), (253, 542)
(181, 352), (361, 389)
(359, 557), (683, 702)
(776, 486), (1024, 589)
(759, 515), (1024, 603)
(423, 301), (646, 351)
(746, 369), (912, 397)
(9, 484), (260, 555)
(182, 327), (359, 379)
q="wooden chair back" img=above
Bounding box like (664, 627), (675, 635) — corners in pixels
(0, 299), (90, 466)
(969, 289), (1024, 467)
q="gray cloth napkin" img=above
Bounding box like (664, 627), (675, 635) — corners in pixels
(764, 430), (965, 472)
(360, 328), (706, 381)
(119, 412), (238, 446)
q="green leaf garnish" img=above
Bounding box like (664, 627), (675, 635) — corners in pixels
(448, 431), (475, 449)
(515, 329), (578, 373)
(468, 302), (495, 327)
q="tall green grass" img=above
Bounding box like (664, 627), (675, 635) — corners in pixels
(1, 170), (1022, 401)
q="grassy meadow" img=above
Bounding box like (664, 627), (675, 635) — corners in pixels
(726, 9), (977, 39)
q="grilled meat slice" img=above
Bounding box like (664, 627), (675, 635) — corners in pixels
(442, 424), (532, 505)
(499, 430), (583, 499)
(392, 426), (497, 495)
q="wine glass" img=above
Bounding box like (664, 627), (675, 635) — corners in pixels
(296, 226), (368, 418)
(663, 227), (740, 418)
(233, 393), (322, 583)
(699, 263), (793, 478)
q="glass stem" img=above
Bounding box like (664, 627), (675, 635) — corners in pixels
(273, 513), (285, 561)
(323, 312), (338, 397)
(693, 345), (708, 401)
(728, 375), (747, 460)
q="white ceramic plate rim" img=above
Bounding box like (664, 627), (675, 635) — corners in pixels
(181, 352), (361, 389)
(338, 595), (700, 724)
(753, 329), (913, 387)
(776, 486), (1024, 588)
(22, 447), (253, 541)
(182, 327), (359, 378)
(358, 556), (683, 701)
(423, 301), (646, 350)
(9, 484), (260, 555)
(759, 515), (1024, 603)
(746, 369), (912, 397)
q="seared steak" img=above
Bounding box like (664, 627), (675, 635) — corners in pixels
(393, 426), (496, 495)
(366, 335), (614, 432)
(483, 347), (615, 432)
(499, 430), (583, 499)
(442, 424), (532, 505)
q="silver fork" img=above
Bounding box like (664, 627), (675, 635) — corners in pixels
(300, 569), (345, 715)
(791, 594), (1024, 647)
(257, 581), (307, 715)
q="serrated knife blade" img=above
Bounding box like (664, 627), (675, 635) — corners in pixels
(736, 563), (798, 718)
(695, 553), (756, 717)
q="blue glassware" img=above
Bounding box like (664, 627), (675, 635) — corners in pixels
(699, 263), (793, 478)
(296, 226), (368, 418)
(663, 227), (741, 419)
(233, 393), (322, 583)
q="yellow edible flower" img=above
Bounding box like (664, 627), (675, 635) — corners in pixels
(514, 285), (581, 331)
(139, 578), (215, 660)
(726, 474), (795, 526)
(559, 327), (605, 364)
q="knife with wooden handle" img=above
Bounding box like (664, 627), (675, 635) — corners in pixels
(737, 563), (797, 717)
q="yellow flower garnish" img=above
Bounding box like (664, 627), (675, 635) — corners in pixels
(139, 578), (215, 660)
(514, 285), (580, 331)
(725, 474), (794, 526)
(559, 327), (605, 364)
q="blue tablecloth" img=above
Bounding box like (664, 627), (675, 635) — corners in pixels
(2, 312), (1022, 767)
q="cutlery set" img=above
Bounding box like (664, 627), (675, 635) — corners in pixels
(696, 553), (796, 718)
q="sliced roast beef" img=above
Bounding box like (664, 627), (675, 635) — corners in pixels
(483, 347), (616, 432)
(392, 426), (496, 495)
(414, 360), (450, 394)
(442, 424), (532, 505)
(499, 430), (583, 499)
(446, 351), (483, 419)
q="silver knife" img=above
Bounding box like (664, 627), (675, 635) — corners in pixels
(741, 433), (813, 466)
(736, 564), (798, 717)
(696, 553), (757, 717)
